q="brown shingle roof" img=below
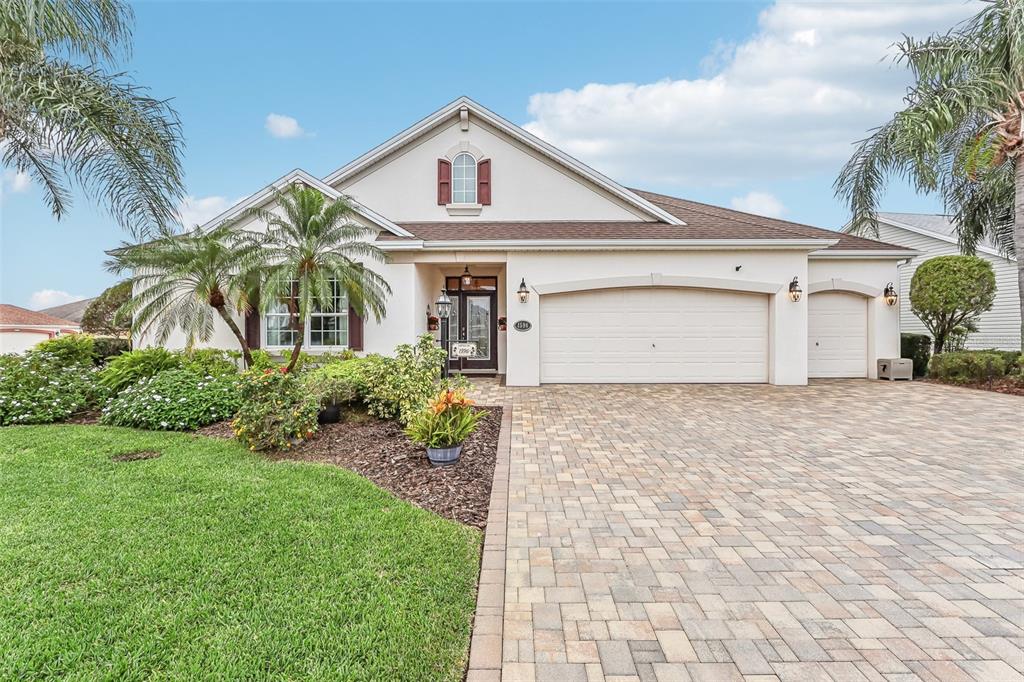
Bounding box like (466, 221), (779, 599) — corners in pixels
(0, 304), (79, 327)
(377, 189), (910, 251)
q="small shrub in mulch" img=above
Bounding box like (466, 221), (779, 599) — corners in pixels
(924, 377), (1024, 397)
(111, 450), (162, 462)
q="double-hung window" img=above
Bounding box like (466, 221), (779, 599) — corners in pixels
(264, 279), (349, 348)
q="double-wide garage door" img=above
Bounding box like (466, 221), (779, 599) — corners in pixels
(539, 288), (769, 383)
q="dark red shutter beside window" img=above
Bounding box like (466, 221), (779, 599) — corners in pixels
(348, 305), (363, 351)
(244, 289), (260, 349)
(437, 159), (452, 205)
(478, 159), (491, 205)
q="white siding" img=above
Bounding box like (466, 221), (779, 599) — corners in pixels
(876, 222), (1021, 350)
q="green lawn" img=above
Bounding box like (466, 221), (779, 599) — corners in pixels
(0, 425), (481, 681)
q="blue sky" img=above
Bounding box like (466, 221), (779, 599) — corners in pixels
(1, 0), (973, 310)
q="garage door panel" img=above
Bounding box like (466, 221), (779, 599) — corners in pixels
(808, 292), (867, 378)
(540, 288), (768, 383)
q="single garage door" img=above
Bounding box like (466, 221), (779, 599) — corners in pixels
(539, 287), (768, 383)
(808, 292), (867, 378)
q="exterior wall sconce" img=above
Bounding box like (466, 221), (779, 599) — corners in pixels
(517, 278), (530, 303)
(788, 277), (802, 302)
(461, 266), (473, 287)
(883, 282), (898, 306)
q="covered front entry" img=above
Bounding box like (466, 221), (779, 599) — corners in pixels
(808, 291), (868, 378)
(538, 287), (769, 383)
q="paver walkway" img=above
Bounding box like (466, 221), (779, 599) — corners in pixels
(471, 380), (1024, 682)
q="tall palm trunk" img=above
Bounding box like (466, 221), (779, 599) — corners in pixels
(214, 304), (253, 368)
(1016, 159), (1024, 352)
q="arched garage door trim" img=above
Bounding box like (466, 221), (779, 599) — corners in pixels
(533, 274), (782, 297)
(808, 278), (881, 298)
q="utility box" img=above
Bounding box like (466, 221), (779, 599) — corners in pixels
(878, 358), (913, 381)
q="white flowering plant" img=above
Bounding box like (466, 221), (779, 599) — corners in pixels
(101, 368), (242, 431)
(0, 352), (107, 425)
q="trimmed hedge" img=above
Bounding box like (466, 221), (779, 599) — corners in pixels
(900, 333), (931, 378)
(929, 351), (1007, 384)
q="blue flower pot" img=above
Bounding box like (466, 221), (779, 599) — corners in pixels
(426, 443), (462, 466)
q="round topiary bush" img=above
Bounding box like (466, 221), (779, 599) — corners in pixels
(101, 369), (241, 431)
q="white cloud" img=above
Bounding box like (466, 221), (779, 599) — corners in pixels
(730, 191), (786, 218)
(30, 289), (84, 309)
(265, 113), (307, 139)
(523, 1), (980, 187)
(2, 169), (31, 194)
(175, 195), (246, 228)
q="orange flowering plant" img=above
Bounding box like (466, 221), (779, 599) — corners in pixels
(405, 387), (484, 449)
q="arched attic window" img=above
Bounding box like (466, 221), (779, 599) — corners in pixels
(452, 152), (477, 204)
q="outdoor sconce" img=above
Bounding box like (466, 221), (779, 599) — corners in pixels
(517, 278), (530, 304)
(788, 277), (802, 303)
(435, 290), (452, 319)
(461, 266), (473, 287)
(883, 282), (898, 307)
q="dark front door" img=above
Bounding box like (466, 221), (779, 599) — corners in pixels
(446, 275), (498, 372)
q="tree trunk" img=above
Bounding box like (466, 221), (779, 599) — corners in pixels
(1015, 159), (1024, 352)
(286, 293), (303, 373)
(214, 304), (253, 368)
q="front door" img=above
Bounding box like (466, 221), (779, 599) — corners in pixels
(446, 275), (498, 372)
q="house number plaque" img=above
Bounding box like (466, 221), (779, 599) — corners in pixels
(450, 342), (477, 358)
(513, 320), (532, 332)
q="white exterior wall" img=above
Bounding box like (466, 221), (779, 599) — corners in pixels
(875, 223), (1021, 350)
(504, 250), (810, 386)
(337, 116), (648, 223)
(807, 257), (901, 379)
(0, 329), (55, 354)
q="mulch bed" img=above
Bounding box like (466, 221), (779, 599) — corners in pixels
(198, 406), (502, 529)
(67, 410), (101, 425)
(924, 377), (1024, 397)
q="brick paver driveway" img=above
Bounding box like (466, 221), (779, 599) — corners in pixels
(476, 380), (1023, 682)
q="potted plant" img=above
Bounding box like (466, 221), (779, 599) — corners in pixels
(405, 388), (484, 466)
(427, 314), (439, 331)
(305, 364), (359, 424)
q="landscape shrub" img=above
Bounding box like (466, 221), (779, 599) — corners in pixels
(182, 349), (240, 377)
(99, 348), (182, 393)
(360, 334), (448, 425)
(91, 336), (131, 362)
(303, 361), (361, 407)
(0, 353), (107, 425)
(929, 351), (1007, 384)
(30, 334), (96, 365)
(101, 369), (241, 431)
(977, 349), (1022, 375)
(900, 333), (932, 378)
(232, 368), (319, 451)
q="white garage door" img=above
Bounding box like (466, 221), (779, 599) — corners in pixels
(808, 292), (867, 378)
(539, 287), (768, 383)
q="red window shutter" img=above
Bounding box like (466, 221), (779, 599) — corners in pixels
(348, 305), (363, 351)
(244, 288), (260, 349)
(478, 159), (491, 205)
(437, 159), (452, 205)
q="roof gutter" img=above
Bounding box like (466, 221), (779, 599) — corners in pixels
(377, 238), (839, 251)
(810, 248), (920, 259)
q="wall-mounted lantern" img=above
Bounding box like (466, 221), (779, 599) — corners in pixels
(461, 266), (473, 287)
(788, 277), (802, 303)
(517, 278), (530, 303)
(883, 282), (898, 307)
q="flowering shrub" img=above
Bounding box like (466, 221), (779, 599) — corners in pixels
(303, 361), (361, 407)
(360, 334), (449, 424)
(99, 348), (182, 393)
(30, 334), (96, 365)
(404, 389), (484, 449)
(182, 349), (240, 377)
(0, 352), (107, 425)
(232, 367), (319, 451)
(101, 369), (241, 431)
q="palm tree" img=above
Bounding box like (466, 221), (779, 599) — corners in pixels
(1, 0), (184, 236)
(835, 0), (1023, 350)
(108, 225), (258, 367)
(238, 186), (391, 372)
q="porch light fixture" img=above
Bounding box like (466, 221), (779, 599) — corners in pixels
(883, 282), (898, 307)
(435, 290), (452, 319)
(461, 266), (473, 287)
(788, 277), (802, 303)
(517, 278), (530, 304)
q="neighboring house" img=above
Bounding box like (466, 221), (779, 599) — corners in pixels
(40, 298), (94, 325)
(0, 304), (81, 355)
(859, 213), (1020, 350)
(136, 97), (915, 385)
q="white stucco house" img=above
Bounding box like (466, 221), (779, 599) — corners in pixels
(0, 304), (82, 355)
(139, 97), (916, 385)
(857, 213), (1021, 351)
